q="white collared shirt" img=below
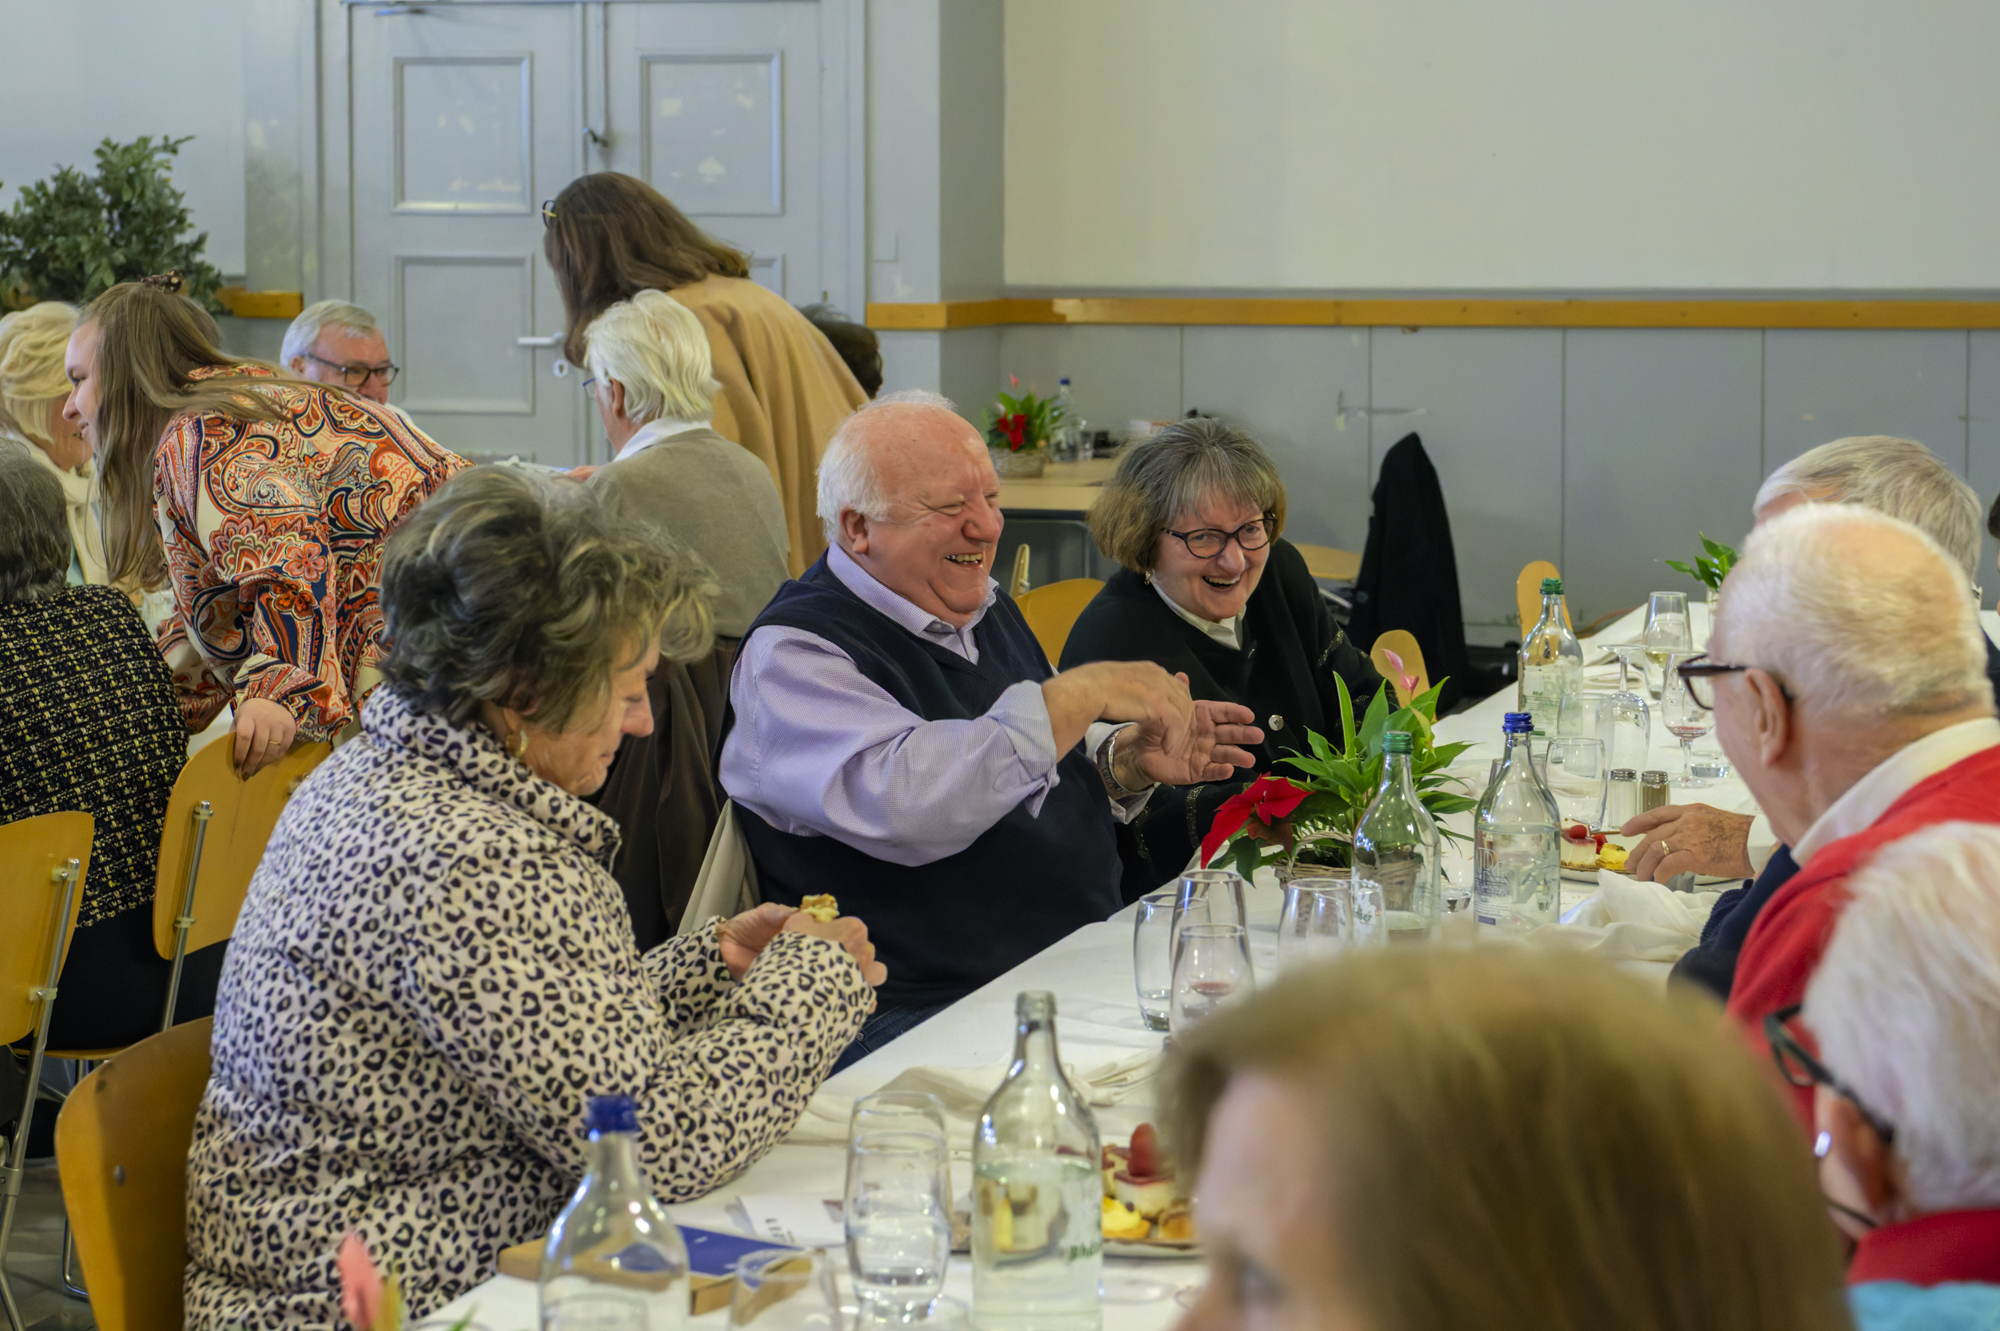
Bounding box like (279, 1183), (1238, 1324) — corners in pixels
(612, 416), (714, 463)
(1790, 716), (2000, 866)
(1153, 580), (1243, 651)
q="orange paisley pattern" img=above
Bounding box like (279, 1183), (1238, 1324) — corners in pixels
(154, 366), (465, 740)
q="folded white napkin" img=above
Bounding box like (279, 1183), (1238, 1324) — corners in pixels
(1531, 873), (1721, 966)
(784, 1050), (1160, 1149)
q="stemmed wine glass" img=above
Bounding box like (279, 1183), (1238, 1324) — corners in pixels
(1660, 649), (1713, 789)
(1643, 592), (1692, 697)
(1170, 923), (1253, 1039)
(1603, 643), (1654, 771)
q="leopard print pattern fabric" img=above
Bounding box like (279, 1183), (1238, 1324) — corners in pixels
(184, 686), (872, 1328)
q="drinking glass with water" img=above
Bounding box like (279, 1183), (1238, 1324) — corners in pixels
(1130, 889), (1177, 1031)
(844, 1130), (951, 1323)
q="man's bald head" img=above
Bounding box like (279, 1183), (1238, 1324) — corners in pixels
(817, 390), (986, 541)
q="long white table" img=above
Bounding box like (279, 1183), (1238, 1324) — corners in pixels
(435, 602), (2000, 1328)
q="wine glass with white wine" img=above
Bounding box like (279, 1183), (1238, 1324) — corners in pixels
(1643, 591), (1692, 696)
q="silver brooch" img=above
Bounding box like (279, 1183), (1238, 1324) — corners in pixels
(1267, 714), (1284, 731)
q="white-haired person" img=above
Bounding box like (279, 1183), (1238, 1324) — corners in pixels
(578, 289), (790, 945)
(0, 301), (108, 585)
(718, 391), (1264, 1067)
(1685, 505), (2000, 1126)
(1774, 822), (2000, 1326)
(282, 298), (404, 411)
(1622, 436), (1993, 1002)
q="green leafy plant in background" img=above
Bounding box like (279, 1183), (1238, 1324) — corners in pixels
(984, 375), (1065, 452)
(0, 135), (224, 314)
(1203, 674), (1478, 879)
(1664, 532), (1741, 591)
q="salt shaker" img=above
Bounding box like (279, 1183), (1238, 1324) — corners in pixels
(1639, 770), (1670, 813)
(1606, 768), (1640, 828)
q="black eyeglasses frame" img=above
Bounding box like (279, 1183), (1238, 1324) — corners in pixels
(303, 352), (400, 389)
(1674, 654), (1794, 711)
(1763, 1003), (1896, 1144)
(1164, 515), (1275, 560)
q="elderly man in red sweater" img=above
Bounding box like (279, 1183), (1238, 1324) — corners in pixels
(1705, 503), (2000, 1125)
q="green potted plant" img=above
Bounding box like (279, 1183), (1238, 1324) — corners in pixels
(984, 374), (1065, 479)
(1200, 676), (1478, 883)
(1664, 531), (1741, 616)
(0, 135), (225, 313)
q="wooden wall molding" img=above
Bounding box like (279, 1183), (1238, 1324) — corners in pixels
(866, 296), (2000, 331)
(216, 287), (306, 319)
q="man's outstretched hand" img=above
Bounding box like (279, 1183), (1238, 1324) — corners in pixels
(1123, 688), (1262, 787)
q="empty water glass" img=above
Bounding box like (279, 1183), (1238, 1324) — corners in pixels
(845, 1131), (951, 1323)
(1349, 879), (1388, 947)
(1276, 877), (1349, 970)
(729, 1247), (844, 1330)
(1541, 737), (1609, 830)
(1170, 923), (1253, 1039)
(1170, 869), (1247, 961)
(1131, 889), (1177, 1031)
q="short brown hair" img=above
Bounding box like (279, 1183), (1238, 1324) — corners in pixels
(1166, 949), (1849, 1331)
(543, 173), (750, 365)
(1086, 418), (1286, 574)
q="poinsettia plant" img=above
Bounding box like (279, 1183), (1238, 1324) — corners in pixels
(984, 375), (1065, 453)
(1200, 675), (1478, 880)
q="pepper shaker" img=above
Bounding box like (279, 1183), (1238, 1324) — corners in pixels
(1639, 769), (1670, 813)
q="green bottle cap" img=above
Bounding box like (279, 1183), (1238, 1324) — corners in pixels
(1541, 577), (1563, 594)
(1382, 730), (1413, 754)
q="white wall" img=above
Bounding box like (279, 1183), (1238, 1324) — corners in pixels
(1005, 0), (2000, 292)
(0, 0), (248, 278)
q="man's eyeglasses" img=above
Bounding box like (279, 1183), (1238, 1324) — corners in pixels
(304, 352), (399, 389)
(1764, 1004), (1896, 1144)
(1165, 517), (1273, 560)
(541, 199), (557, 227)
(1673, 654), (1792, 711)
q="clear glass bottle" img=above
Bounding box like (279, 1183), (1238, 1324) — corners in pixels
(972, 992), (1102, 1331)
(540, 1095), (689, 1331)
(1473, 712), (1563, 933)
(1351, 730), (1441, 943)
(1518, 576), (1584, 737)
(1051, 377), (1079, 462)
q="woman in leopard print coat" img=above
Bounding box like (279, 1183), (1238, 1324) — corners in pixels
(184, 468), (881, 1328)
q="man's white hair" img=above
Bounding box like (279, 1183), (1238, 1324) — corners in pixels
(281, 300), (383, 366)
(582, 290), (718, 425)
(814, 389), (973, 541)
(1716, 504), (1990, 722)
(1804, 822), (2000, 1212)
(1756, 436), (1983, 580)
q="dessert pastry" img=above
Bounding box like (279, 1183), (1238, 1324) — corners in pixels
(1101, 1197), (1152, 1241)
(1105, 1123), (1193, 1240)
(1597, 842), (1630, 873)
(1561, 823), (1607, 871)
(1156, 1203), (1197, 1243)
(798, 894), (839, 923)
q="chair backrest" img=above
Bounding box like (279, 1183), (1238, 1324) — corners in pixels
(55, 1016), (213, 1331)
(1008, 544), (1032, 598)
(1370, 630), (1432, 709)
(0, 811), (93, 1046)
(1013, 578), (1104, 666)
(1292, 542), (1362, 584)
(677, 801), (761, 936)
(1515, 560), (1573, 640)
(152, 740), (332, 960)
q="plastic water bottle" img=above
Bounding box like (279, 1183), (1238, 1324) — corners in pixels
(972, 992), (1102, 1331)
(1518, 577), (1582, 737)
(1351, 730), (1442, 942)
(539, 1095), (689, 1331)
(1473, 713), (1563, 932)
(1051, 377), (1080, 462)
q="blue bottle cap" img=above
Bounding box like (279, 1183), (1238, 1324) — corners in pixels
(1502, 712), (1534, 734)
(586, 1094), (640, 1135)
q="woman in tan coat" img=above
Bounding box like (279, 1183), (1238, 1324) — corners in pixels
(544, 172), (866, 575)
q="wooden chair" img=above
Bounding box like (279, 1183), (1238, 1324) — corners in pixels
(151, 739), (331, 1032)
(1008, 544), (1032, 598)
(1292, 542), (1363, 584)
(1516, 560), (1573, 640)
(1013, 578), (1105, 666)
(54, 1017), (213, 1331)
(1370, 631), (1432, 708)
(0, 811), (93, 1331)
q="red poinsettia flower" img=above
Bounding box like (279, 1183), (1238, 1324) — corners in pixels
(1000, 412), (1028, 447)
(1200, 774), (1310, 867)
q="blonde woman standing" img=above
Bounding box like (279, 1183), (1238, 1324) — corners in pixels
(0, 301), (109, 586)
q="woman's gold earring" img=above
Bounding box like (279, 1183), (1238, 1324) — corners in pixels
(508, 727), (528, 760)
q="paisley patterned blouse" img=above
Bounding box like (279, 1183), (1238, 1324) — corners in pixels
(153, 367), (464, 738)
(184, 687), (874, 1328)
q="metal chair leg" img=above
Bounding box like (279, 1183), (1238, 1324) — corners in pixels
(55, 1059), (88, 1299)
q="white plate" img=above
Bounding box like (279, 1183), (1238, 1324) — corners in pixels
(1106, 1238), (1201, 1260)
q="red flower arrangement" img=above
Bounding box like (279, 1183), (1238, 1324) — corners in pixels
(1199, 774), (1310, 868)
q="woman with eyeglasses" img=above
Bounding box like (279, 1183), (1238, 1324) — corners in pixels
(1776, 821), (2000, 1328)
(1060, 419), (1382, 897)
(63, 274), (465, 773)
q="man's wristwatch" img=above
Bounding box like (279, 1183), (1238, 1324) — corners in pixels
(1096, 723), (1158, 798)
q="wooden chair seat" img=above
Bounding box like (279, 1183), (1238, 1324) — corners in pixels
(1013, 578), (1105, 665)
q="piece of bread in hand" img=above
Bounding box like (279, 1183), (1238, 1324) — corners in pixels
(799, 894), (839, 923)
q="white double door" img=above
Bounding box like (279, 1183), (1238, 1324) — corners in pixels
(342, 0), (853, 467)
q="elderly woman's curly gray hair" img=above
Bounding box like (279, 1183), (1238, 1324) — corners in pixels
(379, 465), (717, 733)
(1087, 418), (1288, 573)
(0, 442), (73, 604)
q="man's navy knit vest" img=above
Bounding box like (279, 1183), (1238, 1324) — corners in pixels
(720, 555), (1123, 1009)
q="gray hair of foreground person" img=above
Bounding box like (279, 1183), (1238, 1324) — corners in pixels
(814, 388), (973, 540)
(1087, 417), (1288, 573)
(1717, 504), (1991, 724)
(377, 465), (716, 732)
(1755, 435), (1983, 580)
(0, 443), (71, 603)
(582, 289), (719, 424)
(1164, 949), (1849, 1331)
(279, 299), (383, 367)
(1805, 821), (2000, 1213)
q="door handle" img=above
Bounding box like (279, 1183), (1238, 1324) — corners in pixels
(516, 335), (562, 348)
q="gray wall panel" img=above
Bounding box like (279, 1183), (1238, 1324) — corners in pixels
(1181, 327), (1370, 552)
(1970, 332), (2000, 600)
(994, 325), (1184, 441)
(1563, 330), (1763, 629)
(1369, 327), (1564, 645)
(1762, 329), (1970, 479)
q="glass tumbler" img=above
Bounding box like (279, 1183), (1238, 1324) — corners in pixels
(1170, 869), (1247, 963)
(844, 1131), (951, 1324)
(1131, 888), (1177, 1031)
(729, 1247), (845, 1330)
(1275, 877), (1350, 971)
(1169, 923), (1253, 1040)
